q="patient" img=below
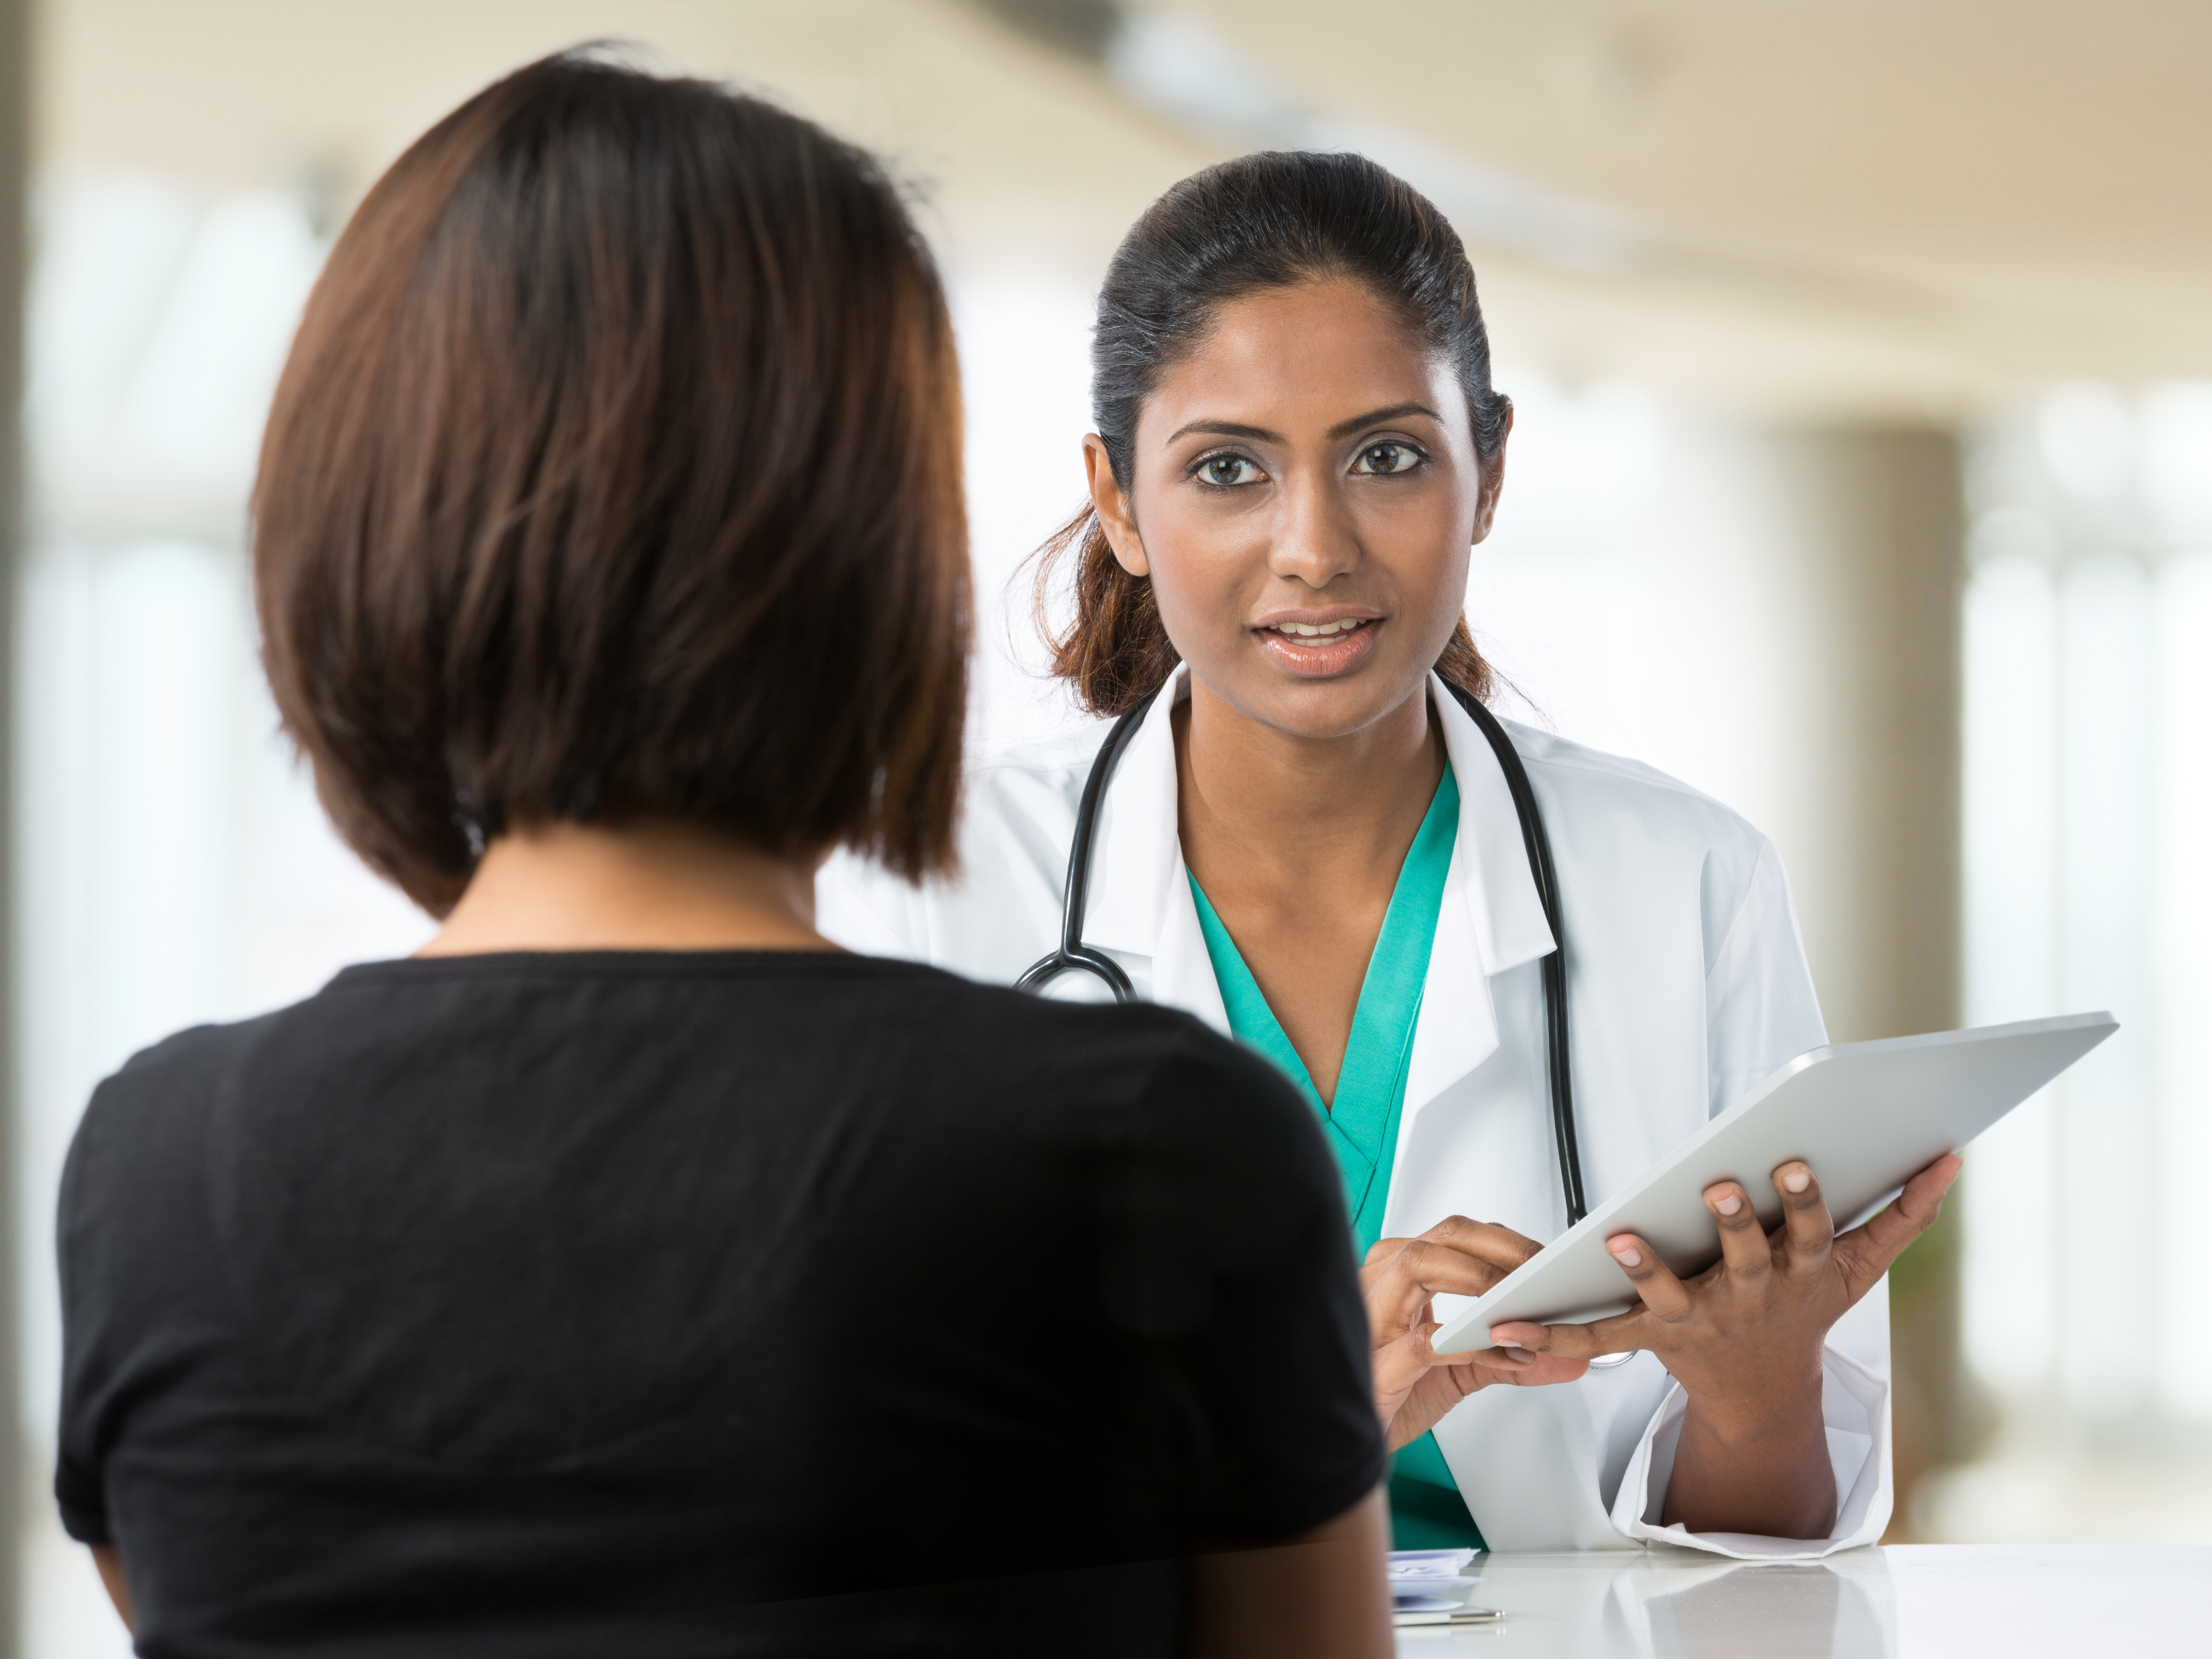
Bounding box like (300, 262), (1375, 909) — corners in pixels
(53, 52), (1390, 1658)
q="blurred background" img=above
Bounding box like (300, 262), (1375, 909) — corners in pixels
(0, 0), (2206, 1651)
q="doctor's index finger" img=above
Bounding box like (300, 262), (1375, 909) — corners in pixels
(1420, 1214), (1544, 1267)
(1364, 1215), (1532, 1269)
(1367, 1237), (1519, 1309)
(1601, 1231), (1693, 1322)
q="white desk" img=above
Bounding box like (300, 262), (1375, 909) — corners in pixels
(1396, 1545), (2210, 1656)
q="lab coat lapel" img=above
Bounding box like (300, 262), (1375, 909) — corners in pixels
(1150, 877), (1231, 1035)
(1077, 668), (1231, 1035)
(1401, 676), (1557, 1126)
(1068, 666), (1554, 1058)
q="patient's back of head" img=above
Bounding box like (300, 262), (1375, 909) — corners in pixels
(256, 50), (967, 903)
(53, 52), (1380, 1659)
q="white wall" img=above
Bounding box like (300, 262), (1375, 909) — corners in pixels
(1913, 385), (2212, 1544)
(1957, 387), (2212, 1425)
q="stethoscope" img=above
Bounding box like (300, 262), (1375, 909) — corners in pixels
(1017, 678), (1591, 1231)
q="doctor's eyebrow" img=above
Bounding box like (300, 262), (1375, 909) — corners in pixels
(1327, 402), (1440, 438)
(1165, 418), (1280, 445)
(1162, 403), (1444, 447)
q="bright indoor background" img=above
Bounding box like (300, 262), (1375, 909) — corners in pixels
(4, 2), (2210, 1653)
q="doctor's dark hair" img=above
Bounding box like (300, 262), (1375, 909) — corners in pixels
(1035, 150), (1507, 715)
(254, 51), (970, 915)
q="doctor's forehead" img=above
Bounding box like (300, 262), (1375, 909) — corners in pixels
(1137, 279), (1459, 449)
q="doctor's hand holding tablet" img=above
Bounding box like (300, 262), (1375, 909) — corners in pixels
(1362, 1003), (2110, 1539)
(1368, 1150), (1959, 1539)
(1507, 1152), (1961, 1539)
(819, 146), (2114, 1558)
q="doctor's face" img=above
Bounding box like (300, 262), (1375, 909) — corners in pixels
(1086, 279), (1504, 742)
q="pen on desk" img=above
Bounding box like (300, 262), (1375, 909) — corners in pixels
(1391, 1606), (1503, 1626)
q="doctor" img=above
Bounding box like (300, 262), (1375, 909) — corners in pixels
(819, 150), (1959, 1559)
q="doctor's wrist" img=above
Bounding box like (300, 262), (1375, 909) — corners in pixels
(1664, 1363), (1837, 1539)
(1675, 1351), (1825, 1445)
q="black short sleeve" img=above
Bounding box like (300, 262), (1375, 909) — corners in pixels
(55, 1023), (241, 1548)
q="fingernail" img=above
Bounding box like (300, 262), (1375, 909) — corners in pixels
(1500, 1345), (1532, 1364)
(1610, 1242), (1643, 1266)
(1712, 1191), (1742, 1216)
(1782, 1166), (1811, 1194)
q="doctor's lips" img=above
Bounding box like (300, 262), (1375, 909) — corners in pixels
(1250, 605), (1383, 677)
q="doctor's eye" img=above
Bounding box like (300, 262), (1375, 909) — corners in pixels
(1351, 441), (1424, 476)
(1194, 453), (1268, 488)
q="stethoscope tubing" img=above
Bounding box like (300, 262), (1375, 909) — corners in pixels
(1010, 688), (1160, 1002)
(1018, 679), (1590, 1232)
(1443, 681), (1589, 1227)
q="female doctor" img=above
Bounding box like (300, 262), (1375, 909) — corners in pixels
(818, 151), (1959, 1559)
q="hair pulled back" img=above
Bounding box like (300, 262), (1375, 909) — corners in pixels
(1036, 150), (1510, 716)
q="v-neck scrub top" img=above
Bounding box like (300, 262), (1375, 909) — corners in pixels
(1189, 762), (1481, 1551)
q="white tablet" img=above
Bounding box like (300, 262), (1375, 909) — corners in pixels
(1429, 1011), (2117, 1355)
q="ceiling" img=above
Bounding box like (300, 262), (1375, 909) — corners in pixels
(1187, 0), (2212, 397)
(31, 0), (2212, 419)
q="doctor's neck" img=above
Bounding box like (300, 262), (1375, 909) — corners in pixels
(1173, 676), (1445, 885)
(419, 817), (835, 957)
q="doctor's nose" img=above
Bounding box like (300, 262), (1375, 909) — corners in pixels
(1264, 472), (1362, 589)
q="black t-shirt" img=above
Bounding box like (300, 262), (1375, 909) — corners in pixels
(55, 951), (1381, 1658)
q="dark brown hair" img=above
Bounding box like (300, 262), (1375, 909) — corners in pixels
(1035, 151), (1507, 715)
(255, 51), (970, 915)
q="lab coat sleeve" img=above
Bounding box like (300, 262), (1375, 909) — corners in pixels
(1703, 836), (1829, 1118)
(1607, 1289), (1893, 1559)
(1605, 832), (1893, 1559)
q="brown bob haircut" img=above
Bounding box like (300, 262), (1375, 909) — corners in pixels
(255, 51), (970, 916)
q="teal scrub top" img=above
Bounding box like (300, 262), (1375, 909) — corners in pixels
(1188, 762), (1484, 1552)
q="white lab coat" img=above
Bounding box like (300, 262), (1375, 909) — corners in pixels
(818, 666), (1893, 1559)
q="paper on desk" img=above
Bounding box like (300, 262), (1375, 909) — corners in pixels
(1388, 1548), (1476, 1585)
(1389, 1548), (1482, 1624)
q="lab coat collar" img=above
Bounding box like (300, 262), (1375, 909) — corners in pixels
(1082, 667), (1231, 1033)
(1430, 672), (1556, 976)
(1077, 665), (1557, 1082)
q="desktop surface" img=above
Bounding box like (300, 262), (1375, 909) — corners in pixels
(1392, 1543), (2209, 1656)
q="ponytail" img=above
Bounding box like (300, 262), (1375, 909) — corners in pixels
(1031, 509), (1178, 717)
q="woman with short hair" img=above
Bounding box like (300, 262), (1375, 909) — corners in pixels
(55, 55), (1391, 1657)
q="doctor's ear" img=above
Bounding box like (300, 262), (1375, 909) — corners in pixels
(1469, 404), (1513, 547)
(1083, 434), (1151, 577)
